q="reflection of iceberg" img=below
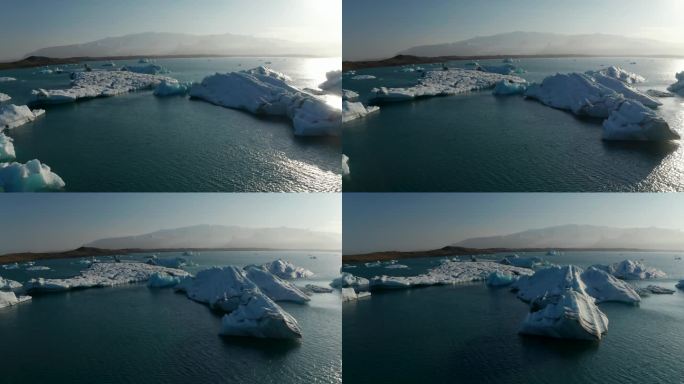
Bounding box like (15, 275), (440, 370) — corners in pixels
(0, 160), (65, 192)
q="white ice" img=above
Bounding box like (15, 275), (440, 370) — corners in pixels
(351, 75), (376, 80)
(342, 89), (359, 101)
(0, 276), (23, 292)
(0, 290), (31, 309)
(26, 266), (50, 271)
(342, 100), (379, 123)
(182, 266), (259, 312)
(0, 77), (17, 82)
(602, 99), (679, 141)
(0, 159), (65, 192)
(593, 259), (666, 280)
(219, 289), (302, 339)
(667, 71), (684, 95)
(147, 272), (182, 288)
(0, 93), (10, 103)
(189, 66), (341, 136)
(0, 104), (45, 130)
(259, 259), (313, 280)
(121, 64), (170, 75)
(147, 256), (188, 268)
(486, 271), (518, 287)
(587, 66), (645, 84)
(244, 266), (310, 303)
(319, 70), (342, 94)
(0, 132), (16, 161)
(330, 272), (370, 291)
(500, 255), (549, 269)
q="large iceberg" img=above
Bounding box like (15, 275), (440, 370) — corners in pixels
(189, 66), (341, 136)
(589, 73), (660, 108)
(343, 100), (379, 123)
(244, 266), (310, 303)
(0, 132), (16, 161)
(369, 69), (526, 103)
(259, 259), (313, 280)
(602, 100), (679, 141)
(153, 80), (191, 96)
(0, 104), (45, 130)
(30, 71), (176, 106)
(25, 262), (190, 293)
(219, 289), (302, 339)
(667, 71), (684, 95)
(0, 290), (31, 309)
(318, 70), (342, 94)
(593, 259), (666, 280)
(0, 159), (65, 192)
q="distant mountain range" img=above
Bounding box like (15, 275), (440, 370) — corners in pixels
(86, 224), (341, 251)
(26, 32), (339, 58)
(399, 31), (684, 58)
(455, 224), (684, 250)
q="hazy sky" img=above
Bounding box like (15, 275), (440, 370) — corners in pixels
(0, 0), (341, 60)
(344, 0), (684, 60)
(0, 193), (341, 254)
(343, 193), (684, 254)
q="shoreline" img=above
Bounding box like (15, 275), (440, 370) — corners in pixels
(0, 53), (329, 71)
(0, 246), (340, 264)
(343, 246), (684, 263)
(342, 53), (684, 71)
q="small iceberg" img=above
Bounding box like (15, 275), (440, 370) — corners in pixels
(0, 276), (23, 292)
(259, 259), (313, 280)
(318, 70), (342, 94)
(0, 159), (65, 192)
(342, 154), (350, 176)
(1, 263), (20, 270)
(486, 271), (518, 287)
(342, 101), (379, 123)
(121, 64), (170, 75)
(385, 264), (409, 269)
(667, 71), (684, 95)
(330, 272), (370, 291)
(26, 266), (50, 271)
(499, 255), (547, 269)
(593, 259), (666, 280)
(153, 80), (192, 97)
(602, 100), (679, 141)
(0, 77), (17, 82)
(0, 93), (10, 103)
(304, 284), (333, 294)
(102, 62), (116, 67)
(636, 285), (675, 296)
(0, 132), (16, 162)
(646, 89), (675, 98)
(342, 89), (359, 101)
(588, 66), (645, 84)
(0, 104), (45, 130)
(147, 272), (182, 288)
(492, 80), (527, 95)
(0, 290), (31, 309)
(146, 256), (188, 268)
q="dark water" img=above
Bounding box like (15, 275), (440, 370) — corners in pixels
(342, 57), (684, 192)
(0, 251), (341, 383)
(343, 251), (684, 384)
(0, 57), (341, 192)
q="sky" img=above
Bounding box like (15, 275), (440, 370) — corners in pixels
(0, 193), (341, 254)
(343, 193), (684, 254)
(344, 0), (684, 60)
(0, 0), (341, 60)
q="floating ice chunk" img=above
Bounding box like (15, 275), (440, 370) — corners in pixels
(370, 69), (526, 103)
(385, 264), (409, 269)
(139, 58), (151, 64)
(153, 80), (191, 96)
(330, 272), (370, 291)
(147, 256), (188, 268)
(147, 272), (182, 288)
(590, 73), (661, 108)
(244, 266), (310, 303)
(0, 276), (23, 292)
(342, 100), (379, 123)
(342, 287), (371, 302)
(667, 71), (684, 95)
(102, 62), (116, 67)
(0, 290), (31, 309)
(637, 285), (675, 295)
(30, 71), (176, 106)
(1, 263), (19, 270)
(26, 266), (50, 271)
(0, 159), (65, 192)
(588, 66), (645, 84)
(503, 58), (514, 63)
(183, 266), (258, 312)
(318, 70), (342, 94)
(480, 64), (522, 75)
(0, 77), (16, 82)
(0, 132), (16, 161)
(25, 262), (189, 293)
(342, 89), (359, 101)
(0, 104), (45, 130)
(342, 154), (350, 176)
(259, 259), (313, 280)
(594, 259), (666, 280)
(189, 67), (341, 136)
(0, 93), (10, 103)
(303, 284), (333, 293)
(219, 289), (302, 339)
(351, 75), (376, 80)
(580, 267), (641, 304)
(500, 255), (548, 269)
(602, 100), (678, 141)
(121, 64), (169, 75)
(364, 261), (382, 268)
(486, 271), (518, 287)
(646, 89), (675, 98)
(493, 80), (527, 95)
(37, 68), (53, 75)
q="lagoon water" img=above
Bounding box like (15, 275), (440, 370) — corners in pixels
(0, 251), (341, 383)
(343, 251), (684, 384)
(343, 58), (684, 192)
(0, 57), (341, 192)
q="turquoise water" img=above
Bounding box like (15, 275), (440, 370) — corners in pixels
(343, 251), (684, 384)
(0, 251), (341, 383)
(0, 57), (341, 192)
(343, 57), (684, 192)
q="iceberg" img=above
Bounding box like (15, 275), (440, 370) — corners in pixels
(219, 289), (302, 339)
(0, 290), (31, 309)
(486, 271), (518, 287)
(303, 284), (333, 294)
(25, 262), (190, 293)
(318, 70), (342, 94)
(189, 67), (341, 136)
(26, 266), (50, 271)
(667, 71), (684, 95)
(342, 89), (359, 101)
(1, 263), (19, 270)
(385, 264), (409, 269)
(589, 73), (661, 108)
(330, 272), (370, 291)
(0, 104), (45, 130)
(480, 64), (523, 75)
(646, 89), (675, 98)
(580, 267), (641, 304)
(342, 100), (379, 123)
(183, 266), (258, 312)
(29, 71), (176, 106)
(259, 259), (313, 280)
(0, 93), (10, 103)
(369, 69), (526, 103)
(0, 77), (16, 82)
(147, 272), (182, 288)
(244, 266), (310, 303)
(0, 159), (65, 192)
(121, 64), (169, 75)
(593, 259), (666, 280)
(342, 287), (371, 302)
(0, 132), (16, 161)
(492, 80), (527, 95)
(602, 100), (679, 141)
(351, 75), (376, 80)
(153, 80), (191, 96)
(637, 285), (675, 295)
(588, 66), (645, 84)
(499, 255), (548, 269)
(0, 276), (23, 292)
(342, 154), (350, 176)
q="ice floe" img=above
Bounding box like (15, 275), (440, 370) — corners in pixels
(153, 80), (192, 96)
(646, 89), (675, 98)
(303, 284), (333, 294)
(0, 160), (65, 192)
(0, 93), (10, 103)
(342, 287), (371, 302)
(668, 71), (684, 95)
(636, 285), (675, 296)
(342, 89), (359, 101)
(369, 69), (526, 103)
(189, 66), (341, 136)
(602, 99), (679, 141)
(259, 259), (313, 280)
(30, 70), (176, 106)
(26, 266), (50, 271)
(244, 266), (310, 303)
(318, 70), (342, 94)
(0, 290), (31, 309)
(25, 262), (190, 293)
(500, 255), (550, 269)
(147, 272), (182, 288)
(121, 64), (169, 75)
(0, 104), (45, 130)
(0, 77), (16, 82)
(0, 132), (16, 161)
(219, 289), (302, 339)
(342, 101), (379, 123)
(330, 272), (370, 291)
(480, 64), (524, 75)
(593, 259), (666, 280)
(146, 256), (188, 268)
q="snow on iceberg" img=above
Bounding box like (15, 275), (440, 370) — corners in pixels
(318, 70), (342, 94)
(667, 71), (684, 95)
(121, 64), (169, 75)
(153, 80), (191, 96)
(147, 272), (182, 288)
(492, 80), (527, 95)
(0, 104), (45, 130)
(330, 272), (370, 291)
(0, 93), (10, 103)
(189, 66), (341, 136)
(588, 66), (645, 84)
(593, 259), (666, 280)
(30, 71), (176, 106)
(259, 259), (313, 280)
(369, 69), (526, 103)
(0, 290), (31, 309)
(342, 154), (350, 176)
(25, 262), (190, 293)
(342, 89), (359, 101)
(0, 132), (16, 161)
(0, 159), (65, 192)
(244, 266), (310, 303)
(342, 100), (379, 123)
(219, 289), (302, 339)
(602, 99), (679, 141)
